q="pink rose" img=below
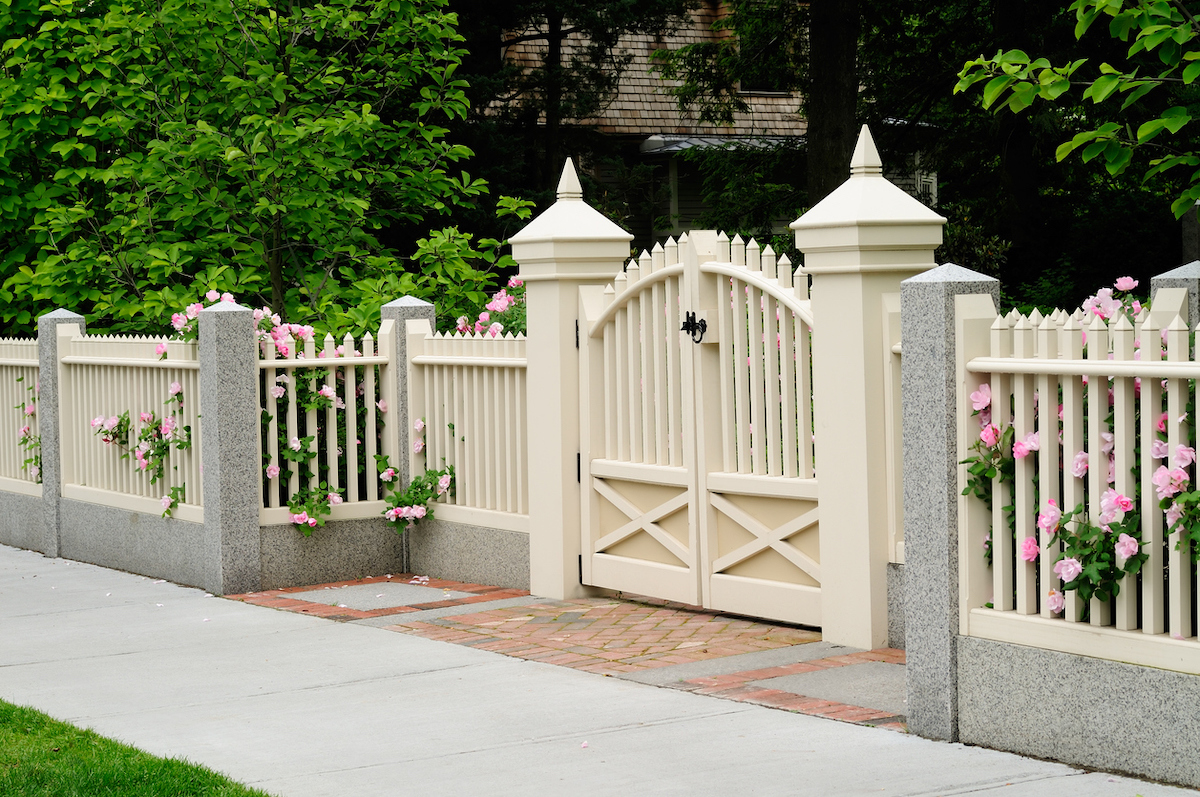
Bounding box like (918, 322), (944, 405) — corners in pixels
(1037, 500), (1062, 534)
(1114, 276), (1138, 291)
(1054, 557), (1083, 583)
(205, 289), (220, 302)
(155, 342), (168, 356)
(1020, 536), (1039, 562)
(270, 386), (285, 399)
(1152, 466), (1189, 501)
(1151, 439), (1170, 459)
(307, 517), (318, 527)
(328, 493), (343, 505)
(980, 424), (1000, 447)
(291, 511), (309, 525)
(414, 439), (425, 453)
(414, 419), (425, 433)
(171, 313), (187, 331)
(1115, 533), (1140, 561)
(221, 292), (235, 303)
(381, 468), (395, 482)
(377, 400), (388, 413)
(508, 276), (523, 288)
(1175, 445), (1196, 468)
(487, 322), (503, 338)
(1167, 502), (1184, 529)
(1070, 450), (1089, 478)
(413, 506), (427, 519)
(1046, 589), (1065, 614)
(169, 381), (182, 396)
(437, 474), (452, 495)
(266, 464), (280, 479)
(161, 495), (173, 509)
(970, 383), (991, 412)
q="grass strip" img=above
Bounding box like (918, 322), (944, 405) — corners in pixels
(0, 699), (274, 796)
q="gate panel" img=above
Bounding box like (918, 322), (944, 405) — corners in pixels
(580, 234), (822, 626)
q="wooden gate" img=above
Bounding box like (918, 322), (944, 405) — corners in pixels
(578, 231), (822, 626)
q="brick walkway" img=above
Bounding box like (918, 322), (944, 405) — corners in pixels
(227, 574), (906, 731)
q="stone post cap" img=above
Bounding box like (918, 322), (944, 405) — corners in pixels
(791, 125), (946, 268)
(510, 159), (633, 283)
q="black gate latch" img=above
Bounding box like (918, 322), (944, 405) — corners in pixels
(681, 311), (706, 344)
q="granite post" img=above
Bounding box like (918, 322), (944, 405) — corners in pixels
(199, 303), (261, 594)
(900, 264), (999, 741)
(37, 308), (86, 558)
(380, 296), (436, 574)
(1151, 261), (1200, 329)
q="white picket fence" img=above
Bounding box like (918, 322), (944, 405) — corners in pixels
(258, 322), (398, 524)
(407, 325), (528, 531)
(59, 330), (203, 522)
(0, 338), (40, 494)
(960, 287), (1200, 673)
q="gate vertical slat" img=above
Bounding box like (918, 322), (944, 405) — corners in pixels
(651, 262), (669, 465)
(627, 261), (645, 464)
(732, 278), (751, 474)
(614, 272), (629, 462)
(1012, 316), (1037, 615)
(719, 275), (736, 473)
(1137, 314), (1165, 634)
(763, 247), (782, 477)
(746, 241), (767, 476)
(1086, 316), (1112, 626)
(1166, 317), (1193, 639)
(666, 271), (682, 467)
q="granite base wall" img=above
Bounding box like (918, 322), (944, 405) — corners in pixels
(958, 635), (1200, 789)
(0, 491), (47, 553)
(57, 499), (211, 590)
(408, 518), (530, 590)
(259, 518), (406, 590)
(887, 562), (905, 650)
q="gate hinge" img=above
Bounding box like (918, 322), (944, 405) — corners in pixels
(578, 554), (583, 583)
(576, 452), (581, 483)
(575, 319), (579, 349)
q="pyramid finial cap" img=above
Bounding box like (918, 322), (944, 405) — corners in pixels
(850, 125), (883, 177)
(557, 158), (583, 201)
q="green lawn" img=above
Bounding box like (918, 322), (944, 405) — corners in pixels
(0, 700), (274, 796)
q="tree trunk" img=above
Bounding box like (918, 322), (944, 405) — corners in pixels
(806, 0), (860, 205)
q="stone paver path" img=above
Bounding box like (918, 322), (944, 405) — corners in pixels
(228, 573), (907, 731)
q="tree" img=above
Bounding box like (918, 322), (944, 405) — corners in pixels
(956, 0), (1200, 219)
(650, 0), (859, 205)
(0, 0), (490, 335)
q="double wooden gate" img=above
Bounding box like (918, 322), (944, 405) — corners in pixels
(578, 232), (823, 626)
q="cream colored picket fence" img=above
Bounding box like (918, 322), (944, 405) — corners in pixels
(958, 287), (1200, 673)
(258, 323), (400, 524)
(0, 338), (40, 495)
(407, 324), (528, 531)
(58, 327), (203, 521)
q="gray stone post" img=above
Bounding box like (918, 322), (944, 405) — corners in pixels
(901, 264), (998, 741)
(199, 303), (261, 594)
(1151, 261), (1200, 328)
(380, 297), (436, 488)
(37, 308), (86, 557)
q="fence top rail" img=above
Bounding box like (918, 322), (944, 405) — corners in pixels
(967, 357), (1200, 379)
(431, 331), (527, 341)
(701, 261), (812, 327)
(0, 357), (38, 367)
(61, 355), (200, 370)
(259, 355), (390, 369)
(410, 355), (527, 368)
(587, 262), (685, 335)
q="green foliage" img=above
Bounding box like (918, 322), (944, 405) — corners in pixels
(1052, 502), (1148, 603)
(14, 375), (39, 483)
(0, 0), (486, 336)
(0, 699), (273, 796)
(956, 0), (1200, 218)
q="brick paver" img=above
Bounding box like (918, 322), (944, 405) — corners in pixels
(223, 574), (905, 732)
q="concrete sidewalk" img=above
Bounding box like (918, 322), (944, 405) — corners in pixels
(0, 544), (1190, 797)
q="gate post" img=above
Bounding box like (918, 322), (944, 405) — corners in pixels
(509, 160), (633, 598)
(791, 126), (946, 649)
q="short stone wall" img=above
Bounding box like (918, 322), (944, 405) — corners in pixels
(259, 518), (405, 590)
(0, 491), (46, 553)
(886, 562), (905, 649)
(958, 636), (1200, 788)
(408, 519), (530, 591)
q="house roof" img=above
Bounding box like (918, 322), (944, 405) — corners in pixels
(501, 5), (805, 138)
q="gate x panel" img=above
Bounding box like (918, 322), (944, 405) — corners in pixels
(579, 232), (822, 626)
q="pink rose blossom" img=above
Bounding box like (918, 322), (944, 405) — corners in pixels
(1151, 439), (1170, 459)
(413, 505), (427, 519)
(266, 464), (280, 479)
(980, 424), (1000, 447)
(270, 386), (286, 399)
(221, 292), (235, 303)
(328, 493), (343, 505)
(1100, 488), (1134, 516)
(414, 439), (425, 453)
(91, 416), (104, 429)
(508, 276), (523, 288)
(455, 316), (470, 333)
(1046, 589), (1065, 614)
(1132, 300), (1143, 314)
(970, 383), (991, 412)
(1175, 445), (1197, 468)
(186, 302), (203, 319)
(1167, 502), (1184, 528)
(289, 437), (301, 451)
(155, 342), (168, 356)
(487, 322), (504, 338)
(139, 412), (152, 423)
(171, 313), (188, 331)
(308, 517), (318, 527)
(385, 508), (399, 521)
(1158, 412), (1169, 433)
(291, 511), (309, 525)
(1099, 431), (1114, 455)
(160, 416), (176, 438)
(161, 495), (173, 509)
(1115, 533), (1140, 561)
(1013, 432), (1039, 459)
(318, 385), (335, 400)
(205, 289), (220, 302)
(1037, 500), (1062, 534)
(1114, 276), (1138, 291)
(437, 474), (452, 495)
(168, 382), (182, 396)
(1054, 557), (1083, 583)
(380, 468), (395, 482)
(1152, 466), (1189, 501)
(1020, 536), (1039, 562)
(105, 416), (119, 431)
(18, 425), (29, 437)
(376, 400), (387, 413)
(414, 419), (425, 433)
(1070, 450), (1089, 478)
